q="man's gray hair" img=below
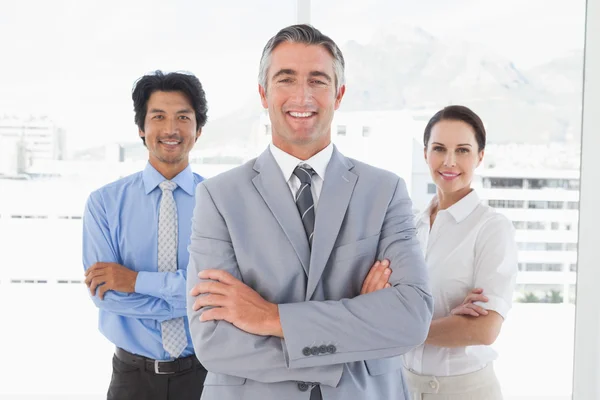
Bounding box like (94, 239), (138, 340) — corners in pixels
(258, 24), (346, 95)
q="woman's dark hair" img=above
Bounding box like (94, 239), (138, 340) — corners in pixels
(423, 105), (486, 151)
(132, 70), (208, 145)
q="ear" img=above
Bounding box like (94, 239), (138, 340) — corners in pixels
(195, 128), (202, 142)
(139, 128), (145, 140)
(476, 149), (485, 168)
(259, 84), (268, 109)
(334, 85), (346, 110)
(423, 146), (428, 162)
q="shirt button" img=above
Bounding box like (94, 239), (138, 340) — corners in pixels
(318, 345), (328, 354)
(327, 345), (337, 354)
(302, 347), (311, 356)
(310, 346), (320, 356)
(429, 380), (438, 389)
(298, 382), (309, 392)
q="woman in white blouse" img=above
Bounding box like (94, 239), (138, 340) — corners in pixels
(402, 105), (518, 399)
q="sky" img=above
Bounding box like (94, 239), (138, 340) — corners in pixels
(0, 0), (587, 153)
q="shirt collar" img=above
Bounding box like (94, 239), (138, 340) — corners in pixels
(269, 142), (334, 182)
(419, 190), (481, 224)
(142, 162), (195, 196)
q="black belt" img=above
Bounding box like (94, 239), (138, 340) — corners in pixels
(115, 347), (201, 375)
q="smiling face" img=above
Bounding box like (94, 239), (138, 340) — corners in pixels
(259, 41), (345, 160)
(139, 90), (201, 176)
(424, 119), (484, 198)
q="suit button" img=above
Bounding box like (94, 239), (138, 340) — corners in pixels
(302, 347), (311, 356)
(311, 346), (320, 356)
(327, 345), (337, 354)
(429, 380), (438, 389)
(318, 345), (328, 354)
(298, 382), (309, 391)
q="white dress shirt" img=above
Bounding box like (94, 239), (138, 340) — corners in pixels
(403, 190), (518, 376)
(269, 142), (333, 206)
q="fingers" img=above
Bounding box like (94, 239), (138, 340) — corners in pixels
(200, 307), (228, 322)
(360, 261), (382, 295)
(361, 261), (382, 294)
(89, 275), (107, 296)
(464, 293), (489, 304)
(85, 262), (108, 276)
(190, 281), (230, 297)
(451, 303), (489, 317)
(451, 305), (479, 317)
(85, 269), (105, 287)
(471, 288), (484, 294)
(193, 294), (227, 311)
(198, 269), (238, 285)
(464, 303), (489, 316)
(361, 260), (391, 294)
(98, 284), (111, 300)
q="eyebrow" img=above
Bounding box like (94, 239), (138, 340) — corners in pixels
(431, 142), (472, 147)
(271, 69), (332, 83)
(148, 108), (193, 114)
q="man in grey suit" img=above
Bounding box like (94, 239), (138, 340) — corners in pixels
(186, 24), (433, 400)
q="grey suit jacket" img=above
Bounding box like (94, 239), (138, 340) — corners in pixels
(187, 146), (433, 400)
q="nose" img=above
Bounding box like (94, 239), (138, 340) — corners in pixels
(162, 116), (179, 135)
(444, 151), (456, 167)
(292, 82), (312, 105)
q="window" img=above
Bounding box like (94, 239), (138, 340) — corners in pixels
(337, 125), (347, 136)
(427, 183), (436, 194)
(513, 221), (527, 229)
(0, 1), (297, 398)
(362, 126), (371, 137)
(485, 178), (524, 189)
(524, 263), (563, 272)
(529, 201), (549, 209)
(527, 221), (546, 230)
(547, 243), (564, 251)
(548, 201), (564, 209)
(568, 201), (580, 209)
(489, 200), (525, 208)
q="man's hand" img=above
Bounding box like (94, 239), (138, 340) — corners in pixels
(191, 270), (283, 337)
(360, 259), (392, 295)
(450, 288), (489, 317)
(84, 262), (138, 300)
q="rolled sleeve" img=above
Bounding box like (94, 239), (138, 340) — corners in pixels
(473, 214), (518, 320)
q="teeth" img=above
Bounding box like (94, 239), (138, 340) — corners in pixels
(162, 141), (178, 145)
(289, 112), (313, 118)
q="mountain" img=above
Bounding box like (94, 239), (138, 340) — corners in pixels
(78, 26), (584, 158)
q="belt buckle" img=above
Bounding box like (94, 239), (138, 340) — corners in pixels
(154, 360), (173, 375)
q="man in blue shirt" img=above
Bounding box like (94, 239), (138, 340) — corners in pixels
(83, 70), (208, 400)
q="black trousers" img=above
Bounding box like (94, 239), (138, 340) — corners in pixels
(107, 351), (207, 400)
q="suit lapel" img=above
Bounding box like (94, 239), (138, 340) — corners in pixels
(252, 149), (311, 275)
(306, 148), (357, 299)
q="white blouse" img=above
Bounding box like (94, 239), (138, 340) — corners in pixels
(403, 190), (518, 376)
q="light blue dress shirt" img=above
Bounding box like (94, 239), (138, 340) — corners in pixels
(82, 163), (203, 360)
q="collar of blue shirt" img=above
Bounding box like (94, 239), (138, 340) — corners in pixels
(142, 163), (196, 196)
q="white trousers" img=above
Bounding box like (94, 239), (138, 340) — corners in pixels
(403, 363), (503, 400)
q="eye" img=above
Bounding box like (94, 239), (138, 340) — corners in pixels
(179, 115), (190, 120)
(311, 79), (327, 85)
(278, 78), (293, 83)
(432, 146), (445, 152)
(457, 148), (470, 154)
(152, 115), (164, 120)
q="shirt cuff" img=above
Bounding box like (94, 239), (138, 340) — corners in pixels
(474, 295), (511, 319)
(134, 271), (162, 298)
